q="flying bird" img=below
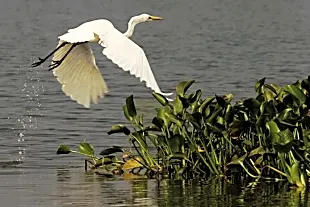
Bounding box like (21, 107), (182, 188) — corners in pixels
(32, 13), (172, 108)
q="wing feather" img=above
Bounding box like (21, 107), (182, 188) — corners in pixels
(52, 40), (108, 108)
(98, 29), (172, 96)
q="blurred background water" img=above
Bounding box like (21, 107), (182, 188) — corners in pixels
(1, 0), (310, 206)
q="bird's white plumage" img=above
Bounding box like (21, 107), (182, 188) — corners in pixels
(52, 40), (108, 108)
(50, 15), (172, 108)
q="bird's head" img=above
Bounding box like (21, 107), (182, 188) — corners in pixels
(132, 13), (164, 23)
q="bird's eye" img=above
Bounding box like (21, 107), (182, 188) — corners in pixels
(148, 16), (152, 19)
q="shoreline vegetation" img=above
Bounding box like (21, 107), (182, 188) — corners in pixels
(57, 76), (310, 188)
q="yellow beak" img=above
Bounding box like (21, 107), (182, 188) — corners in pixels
(150, 16), (164, 20)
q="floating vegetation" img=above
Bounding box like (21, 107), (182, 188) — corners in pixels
(57, 76), (310, 187)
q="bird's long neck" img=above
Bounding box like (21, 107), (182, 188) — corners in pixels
(124, 18), (138, 38)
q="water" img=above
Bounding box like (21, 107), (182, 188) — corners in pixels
(1, 0), (310, 206)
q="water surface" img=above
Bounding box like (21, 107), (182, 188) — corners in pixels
(1, 0), (310, 206)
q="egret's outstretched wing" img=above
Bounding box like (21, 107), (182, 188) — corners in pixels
(52, 40), (108, 108)
(98, 24), (172, 96)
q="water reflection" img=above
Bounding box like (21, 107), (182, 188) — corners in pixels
(55, 169), (310, 207)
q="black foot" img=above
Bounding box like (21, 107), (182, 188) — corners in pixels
(31, 57), (45, 67)
(48, 60), (62, 71)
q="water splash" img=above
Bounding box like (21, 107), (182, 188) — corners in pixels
(14, 65), (44, 161)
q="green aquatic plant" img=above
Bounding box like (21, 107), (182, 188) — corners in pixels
(57, 76), (310, 187)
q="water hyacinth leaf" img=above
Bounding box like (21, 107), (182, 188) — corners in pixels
(301, 78), (310, 92)
(283, 85), (306, 106)
(293, 80), (302, 89)
(57, 145), (71, 154)
(153, 92), (168, 106)
(264, 90), (275, 102)
(243, 98), (261, 116)
(228, 154), (247, 165)
(207, 108), (222, 123)
(264, 101), (277, 118)
(265, 83), (282, 95)
(266, 120), (280, 134)
(215, 95), (226, 108)
(165, 113), (183, 128)
(173, 96), (183, 115)
(216, 116), (225, 126)
(125, 95), (137, 118)
(152, 117), (163, 128)
(123, 105), (132, 121)
(108, 124), (131, 135)
(249, 146), (265, 157)
(168, 134), (185, 153)
(189, 89), (202, 105)
(99, 146), (124, 156)
(255, 155), (264, 165)
(138, 114), (144, 127)
(302, 117), (310, 127)
(278, 108), (293, 120)
(79, 142), (94, 156)
(290, 161), (301, 186)
(185, 113), (201, 129)
(224, 93), (234, 103)
(198, 97), (215, 114)
(272, 129), (294, 153)
(229, 120), (250, 137)
(176, 80), (195, 97)
(157, 106), (173, 128)
(255, 77), (266, 94)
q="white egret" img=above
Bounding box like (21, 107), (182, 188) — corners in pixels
(32, 13), (172, 108)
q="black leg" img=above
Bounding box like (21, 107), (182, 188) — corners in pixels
(31, 41), (69, 68)
(48, 42), (82, 71)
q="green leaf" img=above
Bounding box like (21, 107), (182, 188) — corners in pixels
(125, 95), (137, 118)
(152, 117), (163, 128)
(272, 129), (294, 153)
(243, 98), (261, 115)
(291, 161), (299, 184)
(255, 155), (264, 165)
(198, 97), (215, 114)
(266, 120), (280, 134)
(265, 83), (281, 95)
(57, 145), (71, 154)
(108, 124), (131, 135)
(264, 90), (275, 102)
(277, 108), (293, 120)
(249, 146), (266, 157)
(176, 80), (195, 97)
(228, 154), (247, 165)
(168, 134), (185, 153)
(189, 89), (202, 106)
(215, 95), (226, 108)
(165, 113), (183, 128)
(123, 105), (132, 121)
(283, 85), (306, 106)
(157, 106), (173, 128)
(79, 142), (94, 157)
(173, 96), (183, 115)
(153, 92), (168, 106)
(255, 77), (266, 94)
(99, 146), (124, 156)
